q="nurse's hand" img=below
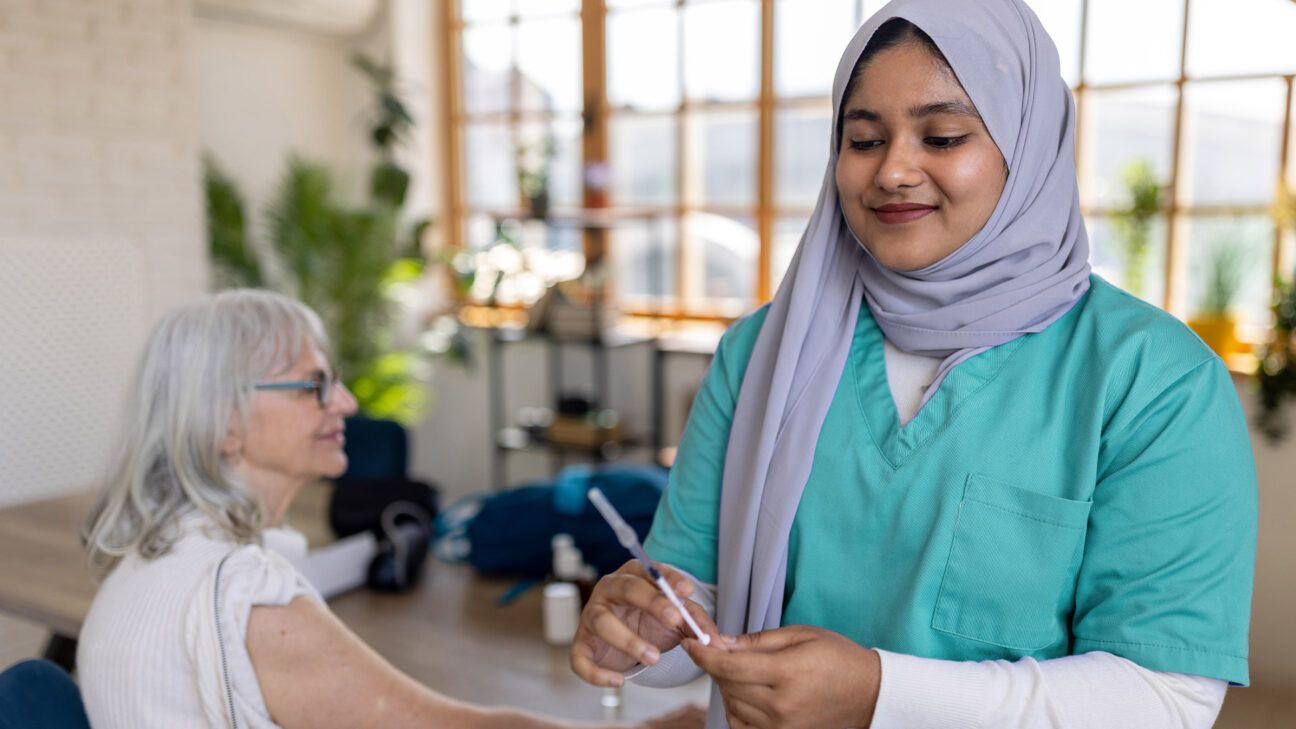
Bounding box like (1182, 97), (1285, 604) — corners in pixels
(683, 625), (880, 729)
(570, 559), (720, 688)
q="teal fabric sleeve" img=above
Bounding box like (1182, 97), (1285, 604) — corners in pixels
(1074, 357), (1257, 685)
(644, 307), (769, 584)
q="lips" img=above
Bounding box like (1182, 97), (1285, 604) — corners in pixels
(317, 429), (345, 444)
(872, 203), (937, 224)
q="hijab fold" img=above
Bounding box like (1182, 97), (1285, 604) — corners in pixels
(708, 2), (1090, 723)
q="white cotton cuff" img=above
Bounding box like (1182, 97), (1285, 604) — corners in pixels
(872, 648), (1227, 729)
(872, 649), (987, 729)
(625, 572), (716, 688)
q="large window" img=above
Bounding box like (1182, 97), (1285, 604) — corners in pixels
(449, 0), (1296, 343)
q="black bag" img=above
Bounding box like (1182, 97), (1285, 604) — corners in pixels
(330, 477), (439, 592)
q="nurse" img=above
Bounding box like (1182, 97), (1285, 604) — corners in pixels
(569, 1), (1257, 727)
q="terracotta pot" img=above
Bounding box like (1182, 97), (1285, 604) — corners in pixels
(1187, 315), (1239, 358)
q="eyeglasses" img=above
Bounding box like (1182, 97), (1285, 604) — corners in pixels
(253, 370), (344, 408)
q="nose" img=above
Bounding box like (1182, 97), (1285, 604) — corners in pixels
(328, 380), (359, 416)
(874, 139), (924, 192)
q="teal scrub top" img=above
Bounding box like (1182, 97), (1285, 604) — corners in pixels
(644, 275), (1257, 686)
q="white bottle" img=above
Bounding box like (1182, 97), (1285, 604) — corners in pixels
(543, 581), (581, 645)
(551, 533), (583, 581)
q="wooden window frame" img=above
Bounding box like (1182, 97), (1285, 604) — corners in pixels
(444, 0), (1296, 329)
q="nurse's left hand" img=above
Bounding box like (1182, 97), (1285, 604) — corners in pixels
(682, 625), (880, 729)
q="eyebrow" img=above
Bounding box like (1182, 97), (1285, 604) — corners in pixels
(842, 100), (981, 123)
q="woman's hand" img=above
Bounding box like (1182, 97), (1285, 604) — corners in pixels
(683, 625), (881, 729)
(570, 559), (719, 687)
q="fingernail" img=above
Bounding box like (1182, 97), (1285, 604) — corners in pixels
(721, 634), (738, 645)
(643, 646), (660, 663)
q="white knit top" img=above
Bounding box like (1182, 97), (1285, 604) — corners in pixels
(78, 514), (319, 729)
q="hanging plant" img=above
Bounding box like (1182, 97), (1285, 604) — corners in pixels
(1257, 186), (1296, 442)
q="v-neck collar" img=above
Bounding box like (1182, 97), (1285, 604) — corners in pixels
(851, 302), (1029, 469)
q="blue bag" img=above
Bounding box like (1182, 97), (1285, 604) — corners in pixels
(437, 464), (668, 578)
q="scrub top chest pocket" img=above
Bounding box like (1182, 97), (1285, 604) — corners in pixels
(932, 474), (1092, 651)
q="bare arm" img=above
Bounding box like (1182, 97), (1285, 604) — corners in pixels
(246, 595), (622, 729)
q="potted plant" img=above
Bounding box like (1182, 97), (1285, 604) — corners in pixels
(204, 55), (434, 429)
(1187, 239), (1247, 359)
(1257, 185), (1296, 442)
(516, 132), (557, 219)
(1111, 160), (1165, 299)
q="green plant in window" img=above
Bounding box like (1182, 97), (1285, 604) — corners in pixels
(516, 132), (557, 218)
(1110, 160), (1165, 299)
(1258, 186), (1296, 442)
(1196, 239), (1247, 318)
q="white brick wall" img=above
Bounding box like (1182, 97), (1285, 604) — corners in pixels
(0, 0), (206, 507)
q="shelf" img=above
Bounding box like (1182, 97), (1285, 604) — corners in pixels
(495, 426), (645, 458)
(488, 326), (654, 349)
(481, 208), (670, 228)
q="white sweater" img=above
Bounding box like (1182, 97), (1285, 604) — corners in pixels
(78, 515), (318, 729)
(630, 341), (1229, 727)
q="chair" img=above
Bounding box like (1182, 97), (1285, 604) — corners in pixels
(0, 659), (92, 729)
(341, 416), (409, 480)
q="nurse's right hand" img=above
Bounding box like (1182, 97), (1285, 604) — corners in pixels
(570, 559), (720, 687)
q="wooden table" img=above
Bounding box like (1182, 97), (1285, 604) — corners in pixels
(0, 485), (708, 722)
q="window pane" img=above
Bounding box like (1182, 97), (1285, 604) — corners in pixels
(683, 1), (759, 103)
(1180, 80), (1286, 207)
(519, 117), (583, 209)
(775, 106), (832, 208)
(1025, 0), (1082, 86)
(1087, 214), (1167, 307)
(467, 213), (500, 249)
(1084, 0), (1182, 84)
(461, 0), (511, 23)
(608, 0), (672, 8)
(1187, 0), (1296, 77)
(463, 24), (512, 115)
(1179, 215), (1274, 343)
(517, 17), (581, 113)
(465, 123), (517, 209)
(608, 7), (680, 111)
(682, 212), (757, 307)
(611, 115), (678, 206)
(517, 0), (579, 18)
(1080, 86), (1177, 208)
(611, 218), (678, 303)
(775, 0), (855, 98)
(770, 215), (809, 294)
(516, 220), (583, 255)
(688, 110), (757, 207)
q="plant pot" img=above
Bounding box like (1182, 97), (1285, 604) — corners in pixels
(527, 190), (550, 219)
(1187, 315), (1239, 359)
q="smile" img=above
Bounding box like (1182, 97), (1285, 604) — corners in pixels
(872, 204), (937, 225)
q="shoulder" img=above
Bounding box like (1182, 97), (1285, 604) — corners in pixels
(711, 303), (772, 381)
(1071, 276), (1217, 378)
(1064, 276), (1230, 431)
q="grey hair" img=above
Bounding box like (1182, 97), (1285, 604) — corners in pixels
(83, 289), (330, 577)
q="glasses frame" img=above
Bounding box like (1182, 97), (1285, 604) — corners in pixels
(253, 371), (343, 409)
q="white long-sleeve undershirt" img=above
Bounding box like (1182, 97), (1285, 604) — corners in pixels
(629, 579), (1227, 728)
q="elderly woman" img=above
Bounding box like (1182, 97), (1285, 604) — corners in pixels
(78, 289), (702, 729)
(570, 1), (1256, 728)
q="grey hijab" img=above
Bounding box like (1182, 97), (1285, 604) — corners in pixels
(710, 1), (1090, 721)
